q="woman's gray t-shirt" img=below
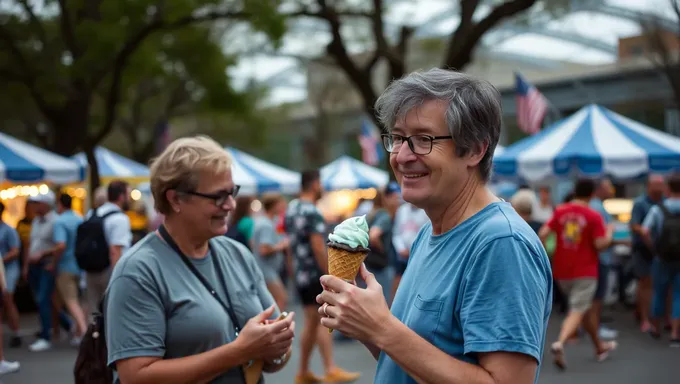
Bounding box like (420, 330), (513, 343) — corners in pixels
(104, 234), (278, 383)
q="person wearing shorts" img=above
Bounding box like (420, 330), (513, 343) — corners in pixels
(0, 202), (22, 347)
(252, 194), (290, 311)
(51, 193), (88, 345)
(284, 170), (359, 384)
(539, 179), (617, 369)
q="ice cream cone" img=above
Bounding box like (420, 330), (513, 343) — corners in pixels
(326, 245), (368, 333)
(328, 246), (368, 281)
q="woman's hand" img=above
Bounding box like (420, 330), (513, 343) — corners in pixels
(235, 305), (296, 361)
(317, 263), (392, 344)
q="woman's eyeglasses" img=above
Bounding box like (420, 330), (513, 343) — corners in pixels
(179, 185), (241, 207)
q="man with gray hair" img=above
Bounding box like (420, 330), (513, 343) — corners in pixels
(317, 68), (552, 384)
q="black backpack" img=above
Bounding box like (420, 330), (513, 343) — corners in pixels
(75, 209), (122, 272)
(74, 301), (112, 384)
(656, 204), (680, 263)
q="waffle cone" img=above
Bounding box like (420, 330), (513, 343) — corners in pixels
(327, 247), (368, 281)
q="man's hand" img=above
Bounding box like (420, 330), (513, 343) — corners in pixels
(316, 263), (392, 344)
(399, 249), (409, 260)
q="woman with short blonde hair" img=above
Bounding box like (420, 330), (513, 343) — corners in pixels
(104, 136), (295, 384)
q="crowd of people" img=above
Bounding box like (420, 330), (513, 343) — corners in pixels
(0, 68), (678, 384)
(0, 180), (133, 375)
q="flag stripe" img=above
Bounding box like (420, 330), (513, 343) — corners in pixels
(515, 73), (548, 135)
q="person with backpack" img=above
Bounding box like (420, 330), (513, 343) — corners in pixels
(77, 180), (132, 315)
(642, 173), (680, 347)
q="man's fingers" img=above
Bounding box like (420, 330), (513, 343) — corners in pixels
(319, 275), (351, 293)
(360, 263), (379, 290)
(271, 324), (295, 344)
(316, 289), (341, 307)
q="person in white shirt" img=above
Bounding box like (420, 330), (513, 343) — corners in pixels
(533, 186), (554, 224)
(390, 202), (429, 298)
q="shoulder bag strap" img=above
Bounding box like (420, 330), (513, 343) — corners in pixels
(158, 225), (242, 334)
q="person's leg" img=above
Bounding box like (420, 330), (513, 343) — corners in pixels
(668, 267), (680, 345)
(0, 294), (20, 375)
(634, 253), (654, 331)
(593, 263), (617, 339)
(57, 274), (87, 338)
(295, 285), (323, 384)
(552, 280), (593, 369)
(650, 259), (670, 338)
(29, 267), (54, 351)
(3, 262), (21, 347)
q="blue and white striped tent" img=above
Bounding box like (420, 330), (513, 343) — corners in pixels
(321, 155), (389, 191)
(72, 147), (149, 182)
(0, 132), (83, 184)
(226, 147), (301, 196)
(494, 145), (505, 156)
(494, 104), (680, 182)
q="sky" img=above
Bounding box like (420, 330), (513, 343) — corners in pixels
(227, 0), (678, 106)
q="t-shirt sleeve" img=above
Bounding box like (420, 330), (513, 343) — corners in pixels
(254, 221), (277, 247)
(631, 201), (646, 225)
(372, 210), (391, 232)
(7, 227), (19, 249)
(53, 219), (67, 244)
(460, 236), (550, 363)
(107, 215), (132, 247)
(309, 209), (326, 235)
(105, 275), (166, 366)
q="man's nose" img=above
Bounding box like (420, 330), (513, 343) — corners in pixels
(395, 142), (417, 164)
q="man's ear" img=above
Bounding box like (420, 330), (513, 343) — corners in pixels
(464, 141), (489, 168)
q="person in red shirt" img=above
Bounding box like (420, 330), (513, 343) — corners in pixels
(539, 178), (615, 370)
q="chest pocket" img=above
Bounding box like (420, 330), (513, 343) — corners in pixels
(233, 284), (264, 323)
(404, 294), (444, 343)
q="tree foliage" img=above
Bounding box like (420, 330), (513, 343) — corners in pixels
(287, 0), (540, 127)
(643, 0), (680, 116)
(0, 0), (285, 190)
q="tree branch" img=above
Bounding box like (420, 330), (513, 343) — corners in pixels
(444, 0), (537, 70)
(0, 25), (57, 120)
(57, 0), (82, 58)
(17, 0), (47, 45)
(87, 8), (254, 147)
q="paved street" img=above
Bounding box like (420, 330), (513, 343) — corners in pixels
(1, 305), (678, 384)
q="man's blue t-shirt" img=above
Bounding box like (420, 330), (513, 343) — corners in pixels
(590, 197), (613, 265)
(631, 194), (661, 249)
(0, 222), (20, 267)
(53, 210), (84, 275)
(374, 202), (553, 384)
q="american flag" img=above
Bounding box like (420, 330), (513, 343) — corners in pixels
(358, 118), (383, 166)
(154, 120), (171, 155)
(515, 72), (548, 135)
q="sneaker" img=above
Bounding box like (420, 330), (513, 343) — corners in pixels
(596, 340), (618, 362)
(0, 360), (20, 375)
(598, 326), (618, 340)
(322, 367), (361, 383)
(9, 335), (21, 348)
(70, 336), (82, 347)
(550, 341), (567, 370)
(28, 338), (52, 352)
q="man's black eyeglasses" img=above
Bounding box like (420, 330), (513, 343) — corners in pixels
(381, 133), (453, 155)
(180, 185), (240, 206)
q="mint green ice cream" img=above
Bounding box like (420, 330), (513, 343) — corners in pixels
(328, 215), (369, 249)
